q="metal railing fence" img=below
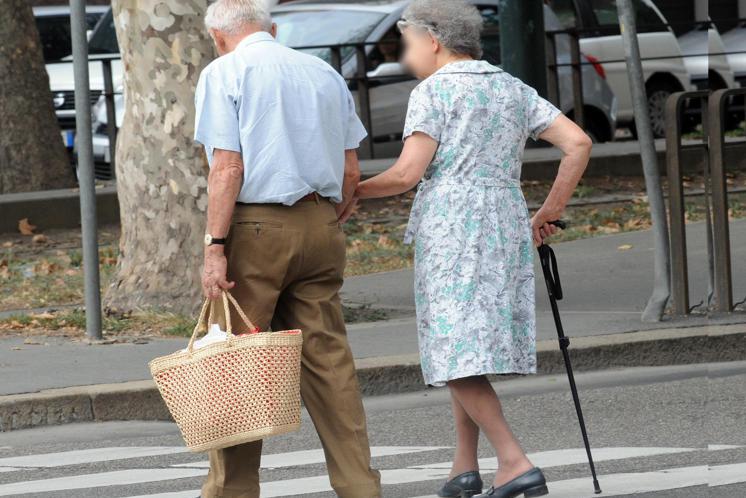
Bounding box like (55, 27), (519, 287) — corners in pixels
(665, 88), (746, 316)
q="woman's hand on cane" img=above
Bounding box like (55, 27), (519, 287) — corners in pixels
(530, 208), (563, 247)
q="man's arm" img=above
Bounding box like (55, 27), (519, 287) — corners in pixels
(202, 148), (244, 299)
(335, 149), (361, 221)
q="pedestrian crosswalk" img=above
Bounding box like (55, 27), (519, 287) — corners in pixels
(0, 444), (742, 497)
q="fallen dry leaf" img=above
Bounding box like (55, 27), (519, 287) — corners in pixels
(33, 260), (61, 275)
(100, 255), (117, 265)
(348, 239), (366, 254)
(29, 312), (55, 320)
(377, 234), (397, 249)
(618, 244), (633, 251)
(2, 241), (13, 248)
(32, 234), (48, 244)
(18, 218), (36, 235)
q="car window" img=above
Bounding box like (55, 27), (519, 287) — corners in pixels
(589, 0), (666, 32)
(36, 13), (102, 62)
(545, 0), (578, 29)
(477, 5), (501, 65)
(274, 10), (385, 65)
(368, 26), (401, 71)
(88, 10), (120, 55)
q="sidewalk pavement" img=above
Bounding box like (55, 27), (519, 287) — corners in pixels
(2, 220), (745, 430)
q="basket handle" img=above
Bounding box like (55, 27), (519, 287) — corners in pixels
(187, 290), (259, 353)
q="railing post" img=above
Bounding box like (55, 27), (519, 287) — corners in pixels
(545, 31), (560, 107)
(708, 88), (743, 312)
(330, 46), (342, 75)
(102, 57), (117, 179)
(355, 44), (374, 159)
(665, 92), (689, 316)
(569, 30), (584, 130)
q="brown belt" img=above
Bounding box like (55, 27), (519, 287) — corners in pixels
(236, 192), (328, 206)
(297, 192), (328, 203)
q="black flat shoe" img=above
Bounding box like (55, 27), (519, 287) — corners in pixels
(437, 470), (484, 497)
(475, 467), (548, 498)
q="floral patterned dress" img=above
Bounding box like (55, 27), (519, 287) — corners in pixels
(403, 60), (562, 387)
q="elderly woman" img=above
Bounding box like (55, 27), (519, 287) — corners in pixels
(353, 0), (591, 497)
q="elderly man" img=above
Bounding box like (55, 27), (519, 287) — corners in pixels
(193, 1), (382, 497)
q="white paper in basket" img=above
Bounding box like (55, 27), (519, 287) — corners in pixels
(180, 323), (228, 352)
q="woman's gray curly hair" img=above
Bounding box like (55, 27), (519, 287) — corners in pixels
(397, 0), (484, 59)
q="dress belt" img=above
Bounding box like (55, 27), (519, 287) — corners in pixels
(404, 177), (523, 245)
(417, 177), (522, 189)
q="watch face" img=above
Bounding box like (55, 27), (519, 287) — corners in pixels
(204, 234), (212, 246)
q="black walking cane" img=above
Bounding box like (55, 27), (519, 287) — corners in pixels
(539, 220), (602, 494)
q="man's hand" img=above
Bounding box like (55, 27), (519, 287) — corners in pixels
(338, 196), (359, 223)
(202, 247), (235, 299)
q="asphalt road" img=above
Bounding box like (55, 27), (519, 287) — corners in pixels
(0, 362), (744, 498)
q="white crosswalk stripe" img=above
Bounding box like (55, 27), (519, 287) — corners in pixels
(172, 446), (447, 469)
(0, 446), (189, 468)
(0, 445), (742, 497)
(0, 469), (206, 497)
(408, 446), (698, 471)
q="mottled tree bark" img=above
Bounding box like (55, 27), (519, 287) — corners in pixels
(0, 0), (75, 194)
(105, 0), (215, 314)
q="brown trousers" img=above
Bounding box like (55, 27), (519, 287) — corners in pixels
(201, 198), (382, 498)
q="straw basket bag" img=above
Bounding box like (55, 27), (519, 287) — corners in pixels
(149, 290), (303, 452)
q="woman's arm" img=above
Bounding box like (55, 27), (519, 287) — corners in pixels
(336, 149), (362, 220)
(530, 114), (592, 245)
(355, 132), (438, 199)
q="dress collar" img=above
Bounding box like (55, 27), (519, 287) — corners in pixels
(236, 31), (276, 50)
(434, 59), (502, 75)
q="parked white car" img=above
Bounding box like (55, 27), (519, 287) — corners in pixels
(34, 5), (109, 148)
(546, 0), (694, 137)
(722, 21), (746, 88)
(677, 22), (736, 91)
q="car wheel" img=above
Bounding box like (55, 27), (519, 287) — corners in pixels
(647, 83), (677, 139)
(583, 114), (607, 143)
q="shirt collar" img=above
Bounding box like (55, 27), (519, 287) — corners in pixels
(435, 60), (502, 75)
(236, 31), (276, 50)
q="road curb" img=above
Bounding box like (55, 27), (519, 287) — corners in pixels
(2, 323), (745, 431)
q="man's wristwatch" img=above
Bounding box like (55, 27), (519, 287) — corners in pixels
(204, 233), (227, 247)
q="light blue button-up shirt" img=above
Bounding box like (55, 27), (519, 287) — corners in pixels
(194, 31), (368, 205)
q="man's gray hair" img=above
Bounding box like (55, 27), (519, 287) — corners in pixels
(398, 0), (484, 59)
(205, 0), (273, 34)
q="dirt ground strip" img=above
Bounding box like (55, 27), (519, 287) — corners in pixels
(1, 173), (745, 337)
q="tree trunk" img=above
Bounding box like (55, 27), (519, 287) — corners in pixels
(0, 0), (75, 194)
(105, 0), (215, 315)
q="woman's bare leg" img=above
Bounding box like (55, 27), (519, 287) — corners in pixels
(447, 375), (534, 487)
(449, 392), (480, 479)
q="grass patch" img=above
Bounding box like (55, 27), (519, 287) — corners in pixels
(2, 175), (745, 315)
(0, 308), (195, 338)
